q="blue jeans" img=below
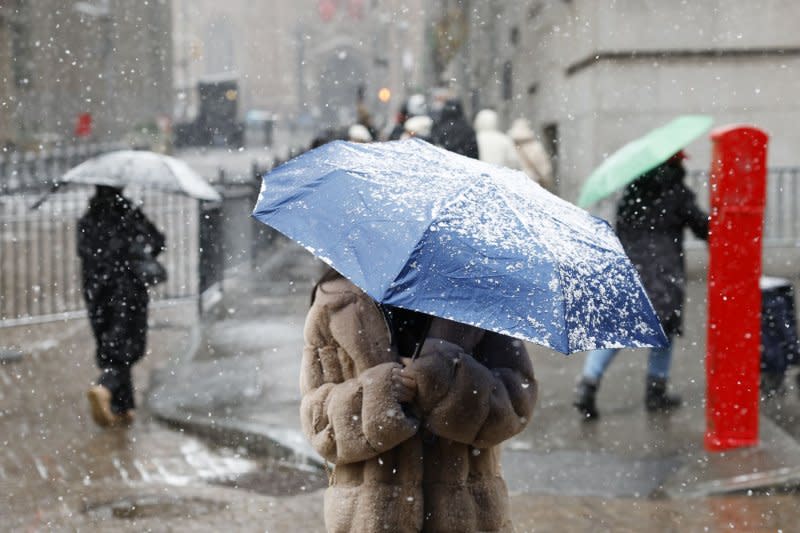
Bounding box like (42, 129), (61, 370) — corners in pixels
(582, 339), (674, 383)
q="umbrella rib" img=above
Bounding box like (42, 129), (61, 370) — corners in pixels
(386, 173), (572, 352)
(495, 186), (571, 353)
(156, 156), (176, 193)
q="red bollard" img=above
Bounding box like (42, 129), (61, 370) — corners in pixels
(705, 125), (768, 452)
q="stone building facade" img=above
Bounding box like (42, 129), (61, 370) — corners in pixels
(0, 0), (173, 148)
(444, 0), (800, 203)
(0, 10), (16, 146)
(172, 0), (430, 145)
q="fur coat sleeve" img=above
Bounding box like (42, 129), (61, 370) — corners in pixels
(300, 284), (419, 465)
(407, 332), (537, 448)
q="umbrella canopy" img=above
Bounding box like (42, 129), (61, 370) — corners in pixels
(577, 115), (713, 208)
(59, 150), (221, 201)
(253, 139), (667, 354)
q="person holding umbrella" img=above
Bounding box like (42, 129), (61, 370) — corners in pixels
(37, 150), (218, 426)
(78, 186), (165, 427)
(301, 267), (537, 532)
(255, 138), (669, 529)
(574, 150), (709, 419)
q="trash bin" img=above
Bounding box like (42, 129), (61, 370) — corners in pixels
(760, 276), (800, 394)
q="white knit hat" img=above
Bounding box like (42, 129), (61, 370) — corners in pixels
(403, 115), (433, 138)
(348, 124), (373, 143)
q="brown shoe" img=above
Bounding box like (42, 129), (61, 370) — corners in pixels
(87, 385), (123, 427)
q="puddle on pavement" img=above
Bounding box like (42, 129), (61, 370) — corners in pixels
(83, 494), (227, 520)
(174, 438), (325, 497)
(208, 459), (326, 497)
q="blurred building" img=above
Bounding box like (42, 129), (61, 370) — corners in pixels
(0, 10), (16, 147)
(171, 0), (430, 147)
(440, 0), (800, 203)
(0, 0), (173, 149)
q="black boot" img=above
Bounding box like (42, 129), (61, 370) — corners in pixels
(574, 378), (599, 420)
(645, 377), (682, 412)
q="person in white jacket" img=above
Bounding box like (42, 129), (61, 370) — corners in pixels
(473, 109), (520, 169)
(508, 118), (555, 192)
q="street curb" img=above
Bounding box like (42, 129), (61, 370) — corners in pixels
(145, 324), (324, 470)
(145, 250), (325, 471)
(145, 312), (324, 468)
(662, 415), (800, 498)
(150, 405), (323, 468)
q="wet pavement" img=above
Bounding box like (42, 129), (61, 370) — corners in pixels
(142, 237), (800, 529)
(0, 302), (325, 531)
(5, 236), (800, 530)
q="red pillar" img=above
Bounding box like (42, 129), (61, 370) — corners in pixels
(705, 125), (768, 452)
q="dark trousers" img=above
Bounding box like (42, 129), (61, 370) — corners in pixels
(85, 281), (149, 413)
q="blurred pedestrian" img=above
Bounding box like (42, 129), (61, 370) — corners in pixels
(430, 98), (479, 159)
(387, 101), (410, 141)
(508, 118), (554, 192)
(574, 152), (708, 419)
(78, 185), (165, 427)
(300, 267), (537, 532)
(356, 85), (379, 140)
(310, 127), (349, 150)
(474, 109), (520, 169)
(388, 94), (428, 141)
(406, 94), (427, 119)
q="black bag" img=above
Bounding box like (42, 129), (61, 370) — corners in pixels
(130, 244), (167, 287)
(761, 278), (799, 376)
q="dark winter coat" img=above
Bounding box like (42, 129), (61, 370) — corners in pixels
(430, 99), (479, 159)
(77, 190), (165, 393)
(301, 276), (537, 532)
(388, 122), (406, 141)
(77, 191), (165, 297)
(615, 162), (708, 336)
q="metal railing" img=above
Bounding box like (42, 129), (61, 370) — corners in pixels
(0, 143), (127, 194)
(0, 187), (199, 325)
(0, 150), (272, 326)
(686, 168), (800, 247)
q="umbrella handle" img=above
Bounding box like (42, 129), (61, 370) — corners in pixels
(29, 182), (62, 211)
(411, 316), (433, 359)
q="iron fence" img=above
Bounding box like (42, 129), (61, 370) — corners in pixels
(0, 143), (126, 194)
(0, 187), (199, 325)
(0, 148), (270, 326)
(686, 167), (800, 247)
(4, 144), (795, 325)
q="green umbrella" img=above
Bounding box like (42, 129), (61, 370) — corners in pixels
(577, 115), (713, 208)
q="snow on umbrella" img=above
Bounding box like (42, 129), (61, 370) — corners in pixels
(252, 139), (667, 354)
(59, 150), (221, 201)
(577, 115), (713, 208)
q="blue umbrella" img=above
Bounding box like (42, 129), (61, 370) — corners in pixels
(253, 139), (666, 354)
